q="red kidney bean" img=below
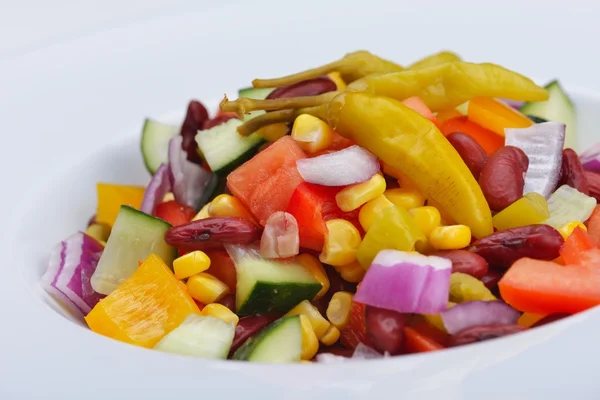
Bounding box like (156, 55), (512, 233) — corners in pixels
(365, 306), (408, 355)
(480, 268), (503, 290)
(266, 77), (337, 99)
(446, 133), (488, 180)
(479, 146), (529, 212)
(202, 113), (238, 130)
(180, 100), (209, 165)
(432, 250), (488, 279)
(531, 313), (571, 328)
(559, 148), (590, 195)
(584, 170), (600, 202)
(164, 217), (262, 251)
(216, 293), (236, 311)
(229, 314), (280, 356)
(448, 324), (526, 347)
(469, 224), (564, 269)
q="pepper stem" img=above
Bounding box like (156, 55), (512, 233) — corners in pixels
(252, 60), (344, 88)
(236, 105), (328, 137)
(221, 92), (337, 118)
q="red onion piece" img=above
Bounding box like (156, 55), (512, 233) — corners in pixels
(580, 143), (600, 173)
(259, 212), (300, 258)
(168, 136), (215, 209)
(505, 122), (565, 198)
(140, 163), (172, 215)
(296, 145), (380, 186)
(441, 300), (520, 335)
(499, 98), (525, 109)
(354, 250), (452, 315)
(40, 233), (105, 317)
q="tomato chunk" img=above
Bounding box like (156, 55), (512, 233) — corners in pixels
(155, 200), (196, 226)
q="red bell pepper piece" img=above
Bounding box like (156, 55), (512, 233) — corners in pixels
(440, 116), (504, 156)
(560, 227), (597, 265)
(339, 302), (373, 350)
(403, 327), (444, 353)
(155, 200), (197, 227)
(204, 250), (237, 292)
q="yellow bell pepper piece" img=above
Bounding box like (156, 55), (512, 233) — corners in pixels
(173, 250), (211, 280)
(468, 97), (533, 136)
(449, 272), (496, 303)
(384, 188), (425, 210)
(356, 205), (426, 268)
(201, 303), (239, 326)
(335, 174), (386, 212)
(492, 192), (550, 231)
(294, 253), (330, 300)
(85, 254), (200, 348)
(328, 92), (493, 238)
(291, 114), (334, 154)
(408, 206), (441, 237)
(429, 225), (472, 250)
(359, 194), (395, 231)
(319, 219), (362, 267)
(408, 50), (462, 70)
(186, 273), (230, 304)
(559, 221), (588, 240)
(96, 183), (146, 227)
(299, 315), (319, 361)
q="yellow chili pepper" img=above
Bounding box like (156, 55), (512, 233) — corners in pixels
(408, 50), (461, 69)
(492, 192), (550, 231)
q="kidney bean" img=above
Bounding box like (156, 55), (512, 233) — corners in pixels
(180, 100), (209, 164)
(365, 306), (407, 355)
(531, 313), (571, 328)
(229, 314), (280, 356)
(480, 268), (503, 290)
(479, 146), (529, 212)
(266, 77), (337, 99)
(469, 224), (563, 268)
(164, 217), (262, 251)
(558, 148), (590, 195)
(203, 113), (237, 130)
(432, 250), (488, 279)
(448, 324), (526, 347)
(446, 133), (487, 179)
(584, 170), (600, 202)
(216, 293), (236, 311)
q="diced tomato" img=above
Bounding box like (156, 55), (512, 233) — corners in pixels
(285, 182), (361, 251)
(585, 206), (600, 244)
(227, 136), (306, 225)
(204, 250), (237, 291)
(402, 96), (436, 123)
(499, 249), (600, 314)
(340, 302), (372, 350)
(408, 316), (449, 347)
(403, 327), (444, 353)
(155, 200), (197, 226)
(440, 116), (504, 156)
(560, 227), (597, 265)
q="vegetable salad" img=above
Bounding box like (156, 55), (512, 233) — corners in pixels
(41, 50), (600, 363)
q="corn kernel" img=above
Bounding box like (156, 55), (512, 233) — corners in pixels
(295, 254), (330, 300)
(208, 194), (256, 222)
(327, 71), (347, 91)
(409, 206), (442, 237)
(326, 291), (353, 330)
(285, 300), (331, 339)
(201, 303), (239, 326)
(173, 251), (211, 280)
(334, 261), (366, 283)
(384, 188), (425, 210)
(85, 223), (111, 243)
(192, 203), (210, 221)
(320, 325), (340, 346)
(257, 122), (289, 142)
(299, 315), (319, 360)
(429, 225), (472, 250)
(319, 219), (362, 267)
(291, 114), (334, 154)
(162, 192), (175, 203)
(186, 273), (229, 304)
(335, 174), (386, 212)
(559, 221), (588, 240)
(359, 195), (395, 231)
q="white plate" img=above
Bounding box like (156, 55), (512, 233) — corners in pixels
(2, 1), (600, 399)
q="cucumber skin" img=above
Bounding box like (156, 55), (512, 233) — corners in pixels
(237, 282), (322, 316)
(232, 315), (299, 361)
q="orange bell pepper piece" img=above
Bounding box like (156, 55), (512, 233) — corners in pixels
(440, 116), (504, 156)
(96, 183), (146, 227)
(559, 227), (597, 265)
(436, 108), (463, 126)
(468, 97), (533, 136)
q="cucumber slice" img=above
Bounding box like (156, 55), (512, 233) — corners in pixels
(520, 81), (577, 149)
(90, 205), (176, 295)
(238, 87), (274, 100)
(141, 119), (179, 174)
(232, 315), (302, 363)
(195, 118), (265, 175)
(154, 314), (235, 359)
(527, 115), (548, 124)
(236, 258), (322, 316)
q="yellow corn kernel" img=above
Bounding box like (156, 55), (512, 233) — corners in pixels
(409, 206), (442, 237)
(334, 261), (366, 283)
(326, 291), (353, 330)
(559, 221), (588, 240)
(359, 195), (395, 231)
(186, 273), (229, 304)
(291, 114), (334, 154)
(173, 251), (211, 280)
(319, 219), (362, 267)
(335, 174), (386, 212)
(295, 254), (330, 300)
(299, 315), (319, 360)
(320, 325), (340, 346)
(384, 188), (425, 210)
(192, 203), (210, 221)
(85, 223), (111, 243)
(257, 123), (289, 142)
(517, 312), (546, 328)
(327, 71), (347, 91)
(285, 300), (331, 339)
(201, 303), (239, 326)
(162, 192), (175, 203)
(429, 225), (472, 250)
(208, 194), (256, 222)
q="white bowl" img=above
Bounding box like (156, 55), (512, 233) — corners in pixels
(2, 1), (600, 399)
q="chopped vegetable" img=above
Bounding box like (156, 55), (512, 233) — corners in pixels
(468, 96), (533, 136)
(559, 227), (597, 265)
(140, 163), (172, 215)
(544, 185), (597, 229)
(580, 143), (600, 173)
(491, 193), (549, 231)
(260, 211), (300, 259)
(440, 116), (504, 156)
(440, 300), (520, 335)
(96, 183), (146, 227)
(233, 315), (302, 363)
(449, 272), (496, 303)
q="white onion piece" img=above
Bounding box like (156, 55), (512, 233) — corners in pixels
(544, 185), (597, 229)
(441, 300), (520, 335)
(260, 212), (300, 259)
(296, 145), (380, 186)
(505, 122), (565, 198)
(352, 343), (386, 359)
(140, 163), (171, 215)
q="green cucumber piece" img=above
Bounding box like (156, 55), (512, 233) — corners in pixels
(238, 87), (274, 100)
(520, 81), (576, 149)
(526, 115), (548, 124)
(141, 119), (179, 174)
(195, 118), (265, 176)
(232, 315), (302, 363)
(235, 258), (322, 316)
(90, 205), (176, 295)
